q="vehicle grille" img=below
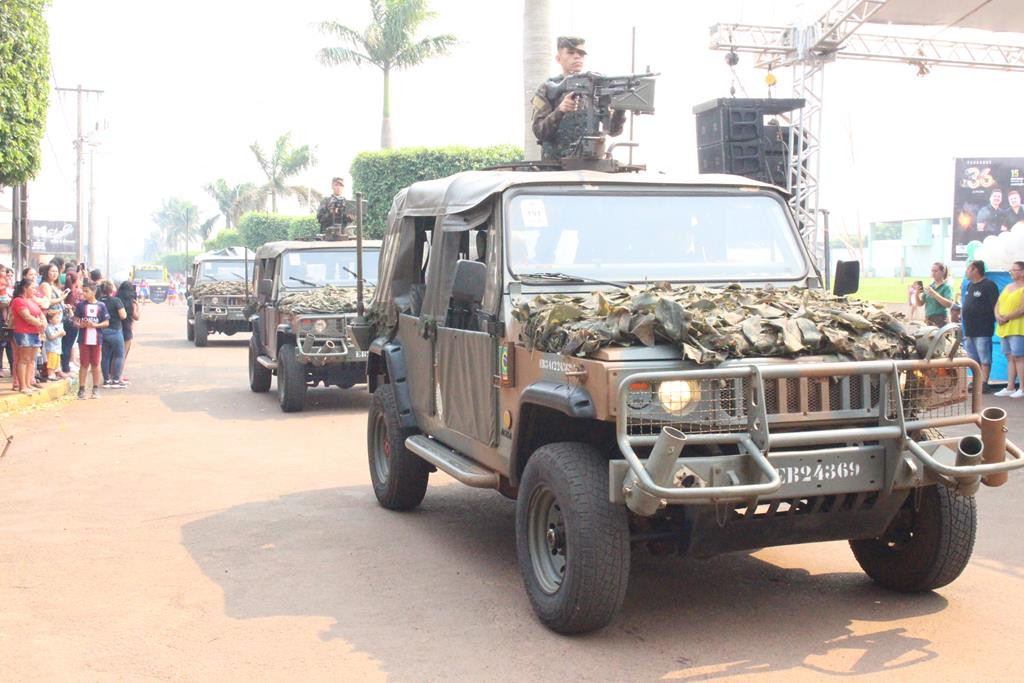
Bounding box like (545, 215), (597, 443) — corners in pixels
(625, 366), (969, 437)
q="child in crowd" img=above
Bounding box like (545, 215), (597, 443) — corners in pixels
(44, 308), (66, 380)
(139, 279), (149, 305)
(74, 281), (109, 399)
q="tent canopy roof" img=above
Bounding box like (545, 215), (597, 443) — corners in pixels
(868, 0), (1024, 34)
(255, 239), (382, 260)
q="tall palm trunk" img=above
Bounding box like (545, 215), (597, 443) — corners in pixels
(522, 0), (550, 160)
(381, 68), (393, 149)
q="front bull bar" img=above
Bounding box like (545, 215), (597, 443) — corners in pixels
(615, 358), (1024, 515)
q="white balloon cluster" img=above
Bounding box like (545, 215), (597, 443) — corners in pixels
(974, 222), (1024, 272)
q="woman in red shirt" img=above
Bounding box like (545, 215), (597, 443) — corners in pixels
(10, 277), (46, 394)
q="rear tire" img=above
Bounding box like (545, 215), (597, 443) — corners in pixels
(194, 318), (208, 347)
(248, 336), (271, 393)
(277, 344), (306, 412)
(850, 485), (976, 592)
(186, 319), (195, 342)
(515, 442), (630, 634)
(367, 383), (429, 510)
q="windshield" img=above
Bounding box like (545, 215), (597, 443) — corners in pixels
(198, 259), (254, 281)
(280, 249), (380, 288)
(134, 268), (164, 281)
(505, 192), (807, 282)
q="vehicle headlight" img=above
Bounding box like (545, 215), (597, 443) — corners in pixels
(657, 380), (698, 414)
(210, 297), (220, 305)
(313, 319), (328, 334)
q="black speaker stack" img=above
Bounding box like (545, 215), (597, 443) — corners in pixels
(692, 98), (805, 187)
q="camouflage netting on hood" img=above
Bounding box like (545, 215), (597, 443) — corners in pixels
(513, 284), (935, 364)
(278, 285), (374, 315)
(190, 281), (249, 297)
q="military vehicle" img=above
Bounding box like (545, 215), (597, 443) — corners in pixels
(248, 236), (379, 412)
(186, 247), (255, 346)
(130, 264), (171, 303)
(355, 169), (1024, 634)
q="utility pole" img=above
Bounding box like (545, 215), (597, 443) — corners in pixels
(55, 84), (104, 263)
(88, 149), (96, 266)
(105, 217), (111, 277)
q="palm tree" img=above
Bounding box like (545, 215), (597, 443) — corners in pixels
(318, 0), (456, 148)
(151, 197), (201, 250)
(204, 179), (261, 229)
(522, 0), (551, 160)
(249, 133), (318, 212)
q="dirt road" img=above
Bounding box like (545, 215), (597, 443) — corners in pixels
(2, 303), (1022, 681)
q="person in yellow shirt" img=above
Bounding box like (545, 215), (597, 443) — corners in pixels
(994, 261), (1024, 397)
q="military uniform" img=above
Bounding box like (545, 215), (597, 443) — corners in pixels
(531, 36), (626, 161)
(317, 194), (350, 230)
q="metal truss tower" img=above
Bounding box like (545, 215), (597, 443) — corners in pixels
(709, 0), (1024, 271)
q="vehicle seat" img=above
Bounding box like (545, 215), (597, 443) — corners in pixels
(447, 259), (486, 330)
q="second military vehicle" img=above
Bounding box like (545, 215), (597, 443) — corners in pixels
(248, 237), (379, 412)
(356, 169), (1024, 634)
(186, 247), (255, 346)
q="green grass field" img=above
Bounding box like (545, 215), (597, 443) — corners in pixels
(850, 278), (962, 305)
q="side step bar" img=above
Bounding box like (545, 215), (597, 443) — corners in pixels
(405, 435), (500, 489)
(256, 355), (278, 371)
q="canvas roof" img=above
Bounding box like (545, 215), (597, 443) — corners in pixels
(394, 170), (778, 217)
(255, 239), (383, 260)
(192, 246), (256, 264)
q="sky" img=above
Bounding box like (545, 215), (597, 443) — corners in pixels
(23, 0), (1024, 274)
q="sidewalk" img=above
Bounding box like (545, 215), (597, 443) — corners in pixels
(0, 375), (78, 414)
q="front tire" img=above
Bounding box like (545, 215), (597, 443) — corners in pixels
(194, 318), (208, 347)
(515, 442), (630, 634)
(367, 383), (429, 510)
(277, 344), (306, 412)
(248, 336), (271, 393)
(186, 319), (195, 342)
(850, 485), (977, 592)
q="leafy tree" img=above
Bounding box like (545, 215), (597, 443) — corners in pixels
(0, 0), (51, 186)
(203, 179), (261, 229)
(249, 133), (318, 212)
(203, 228), (242, 251)
(319, 0), (456, 148)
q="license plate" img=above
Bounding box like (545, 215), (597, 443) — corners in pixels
(355, 351), (368, 359)
(771, 451), (881, 495)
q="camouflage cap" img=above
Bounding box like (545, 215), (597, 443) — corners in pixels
(331, 177), (344, 184)
(557, 36), (586, 54)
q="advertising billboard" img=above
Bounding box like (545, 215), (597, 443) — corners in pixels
(952, 157), (1024, 261)
(29, 220), (77, 255)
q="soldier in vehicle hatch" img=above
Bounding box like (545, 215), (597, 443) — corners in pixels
(531, 36), (626, 160)
(317, 177), (352, 231)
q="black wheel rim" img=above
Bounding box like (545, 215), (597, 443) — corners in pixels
(372, 413), (391, 483)
(527, 485), (567, 594)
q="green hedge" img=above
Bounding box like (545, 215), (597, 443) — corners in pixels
(203, 228), (243, 251)
(351, 145), (522, 238)
(237, 212), (319, 248)
(0, 1), (51, 185)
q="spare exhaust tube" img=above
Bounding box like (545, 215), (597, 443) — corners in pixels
(624, 427), (686, 517)
(981, 406), (1009, 487)
(955, 435), (983, 496)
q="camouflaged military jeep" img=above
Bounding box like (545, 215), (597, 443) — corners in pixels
(186, 247), (255, 346)
(358, 169), (1024, 634)
(248, 238), (379, 412)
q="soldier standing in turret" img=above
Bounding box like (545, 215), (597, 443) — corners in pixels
(531, 36), (626, 160)
(317, 177), (351, 231)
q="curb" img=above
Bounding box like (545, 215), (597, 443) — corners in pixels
(0, 377), (78, 414)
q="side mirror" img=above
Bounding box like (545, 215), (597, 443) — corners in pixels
(186, 276), (194, 287)
(258, 278), (273, 298)
(833, 260), (860, 297)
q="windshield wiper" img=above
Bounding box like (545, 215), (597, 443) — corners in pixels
(518, 271), (627, 288)
(342, 266), (376, 287)
(200, 274), (217, 281)
(229, 272), (246, 280)
(288, 276), (317, 287)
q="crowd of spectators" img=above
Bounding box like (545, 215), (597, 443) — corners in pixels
(0, 256), (140, 399)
